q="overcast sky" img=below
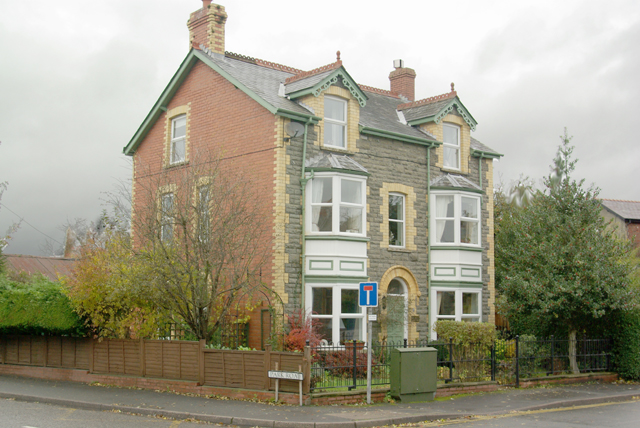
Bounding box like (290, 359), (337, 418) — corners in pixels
(1, 0), (639, 256)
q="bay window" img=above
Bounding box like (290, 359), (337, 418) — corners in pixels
(309, 174), (365, 235)
(431, 287), (481, 339)
(432, 192), (480, 246)
(310, 285), (365, 345)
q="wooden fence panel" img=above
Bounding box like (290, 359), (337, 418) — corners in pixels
(203, 350), (225, 386)
(269, 352), (305, 392)
(142, 340), (199, 381)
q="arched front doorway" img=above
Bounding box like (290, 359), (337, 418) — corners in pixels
(386, 278), (408, 345)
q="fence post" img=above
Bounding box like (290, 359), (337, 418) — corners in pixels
(515, 335), (520, 388)
(550, 335), (555, 375)
(139, 338), (146, 377)
(196, 339), (204, 385)
(404, 338), (408, 348)
(491, 344), (496, 381)
(263, 344), (272, 391)
(89, 338), (94, 374)
(448, 338), (454, 383)
(303, 342), (311, 394)
(350, 339), (357, 391)
(582, 333), (587, 371)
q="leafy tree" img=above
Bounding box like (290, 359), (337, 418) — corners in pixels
(496, 130), (637, 373)
(129, 151), (269, 342)
(62, 230), (169, 339)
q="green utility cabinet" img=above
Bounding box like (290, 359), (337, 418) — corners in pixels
(390, 347), (437, 402)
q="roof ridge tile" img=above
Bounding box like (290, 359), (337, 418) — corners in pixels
(224, 51), (303, 74)
(360, 84), (399, 98)
(397, 90), (457, 111)
(285, 60), (342, 84)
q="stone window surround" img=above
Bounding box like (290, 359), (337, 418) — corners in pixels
(163, 104), (191, 167)
(379, 183), (417, 251)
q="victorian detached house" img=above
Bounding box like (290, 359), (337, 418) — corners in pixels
(124, 1), (502, 347)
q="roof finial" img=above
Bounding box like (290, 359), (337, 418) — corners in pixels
(336, 50), (341, 61)
(451, 82), (455, 92)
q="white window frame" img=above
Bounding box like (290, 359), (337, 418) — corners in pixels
(431, 191), (481, 247)
(307, 173), (367, 237)
(389, 193), (405, 248)
(196, 185), (210, 244)
(308, 284), (366, 346)
(160, 192), (174, 242)
(323, 96), (347, 149)
(170, 114), (186, 165)
(430, 287), (482, 340)
(442, 123), (460, 170)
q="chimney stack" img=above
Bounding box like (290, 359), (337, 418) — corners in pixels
(389, 59), (416, 102)
(188, 1), (228, 54)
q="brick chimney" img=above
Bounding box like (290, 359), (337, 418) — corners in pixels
(188, 1), (228, 54)
(389, 59), (416, 102)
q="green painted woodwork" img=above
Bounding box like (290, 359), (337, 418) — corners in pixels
(339, 261), (365, 272)
(430, 281), (483, 288)
(430, 246), (483, 252)
(305, 167), (370, 177)
(309, 260), (334, 271)
(304, 235), (370, 243)
(305, 275), (368, 284)
(434, 267), (456, 277)
(430, 186), (484, 195)
(461, 268), (481, 278)
(359, 126), (440, 147)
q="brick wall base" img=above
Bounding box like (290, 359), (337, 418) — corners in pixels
(0, 364), (303, 405)
(0, 364), (618, 406)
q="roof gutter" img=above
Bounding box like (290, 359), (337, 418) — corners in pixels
(359, 126), (440, 147)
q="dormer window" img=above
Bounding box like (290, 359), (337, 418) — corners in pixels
(324, 96), (347, 149)
(171, 114), (186, 164)
(442, 123), (460, 169)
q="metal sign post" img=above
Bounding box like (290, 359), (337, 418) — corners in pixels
(359, 282), (378, 405)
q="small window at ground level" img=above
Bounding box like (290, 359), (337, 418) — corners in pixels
(431, 288), (481, 339)
(309, 285), (366, 345)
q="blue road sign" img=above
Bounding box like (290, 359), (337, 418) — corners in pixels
(359, 282), (378, 307)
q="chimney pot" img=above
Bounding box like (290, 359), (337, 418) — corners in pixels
(188, 2), (227, 54)
(389, 61), (416, 102)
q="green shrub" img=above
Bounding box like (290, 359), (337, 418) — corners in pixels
(433, 320), (497, 348)
(0, 273), (85, 336)
(610, 309), (640, 380)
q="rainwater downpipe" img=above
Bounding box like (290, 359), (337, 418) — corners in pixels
(299, 118), (314, 311)
(426, 146), (432, 335)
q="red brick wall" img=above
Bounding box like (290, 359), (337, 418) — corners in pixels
(628, 223), (640, 251)
(131, 60), (277, 342)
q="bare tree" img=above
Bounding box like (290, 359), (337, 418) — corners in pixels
(131, 151), (270, 342)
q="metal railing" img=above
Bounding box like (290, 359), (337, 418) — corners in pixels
(309, 336), (611, 392)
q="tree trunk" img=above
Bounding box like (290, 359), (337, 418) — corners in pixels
(568, 329), (579, 374)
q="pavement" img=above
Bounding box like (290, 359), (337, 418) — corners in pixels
(1, 375), (640, 428)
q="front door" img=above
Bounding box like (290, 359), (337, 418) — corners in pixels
(386, 279), (407, 345)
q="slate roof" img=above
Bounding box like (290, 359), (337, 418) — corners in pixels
(306, 153), (368, 173)
(126, 46), (499, 154)
(285, 69), (335, 94)
(601, 199), (640, 221)
(470, 137), (502, 157)
(201, 50), (311, 116)
(401, 98), (453, 122)
(430, 174), (482, 191)
(3, 254), (77, 281)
